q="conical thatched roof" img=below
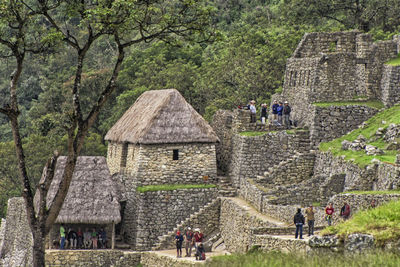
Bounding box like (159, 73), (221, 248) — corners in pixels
(35, 156), (121, 224)
(104, 89), (219, 144)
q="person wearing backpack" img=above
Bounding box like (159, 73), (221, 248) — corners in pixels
(175, 230), (184, 258)
(294, 208), (305, 239)
(340, 202), (351, 220)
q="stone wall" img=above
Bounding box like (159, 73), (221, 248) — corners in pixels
(374, 162), (400, 190)
(0, 198), (33, 267)
(250, 235), (309, 253)
(127, 188), (218, 251)
(380, 65), (400, 107)
(229, 130), (311, 188)
(108, 142), (217, 185)
(45, 250), (141, 267)
(310, 105), (379, 145)
(140, 252), (202, 267)
(219, 198), (279, 253)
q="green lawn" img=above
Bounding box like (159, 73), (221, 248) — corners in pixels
(386, 54), (400, 66)
(313, 100), (384, 109)
(322, 200), (400, 246)
(136, 184), (216, 192)
(319, 104), (400, 167)
(207, 250), (400, 267)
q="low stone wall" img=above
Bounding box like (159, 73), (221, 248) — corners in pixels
(219, 198), (279, 253)
(0, 198), (33, 267)
(328, 193), (400, 220)
(229, 130), (311, 188)
(310, 105), (378, 145)
(381, 65), (400, 107)
(251, 235), (309, 253)
(132, 188), (218, 251)
(140, 252), (203, 267)
(45, 250), (141, 267)
(374, 162), (400, 190)
(239, 178), (266, 211)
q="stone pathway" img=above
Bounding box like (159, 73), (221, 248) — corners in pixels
(227, 197), (288, 227)
(151, 249), (230, 263)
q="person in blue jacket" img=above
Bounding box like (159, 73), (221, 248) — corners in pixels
(277, 102), (283, 125)
(272, 100), (279, 121)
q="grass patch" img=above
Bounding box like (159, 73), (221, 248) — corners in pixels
(136, 184), (216, 193)
(239, 131), (268, 137)
(341, 190), (400, 195)
(319, 104), (400, 167)
(312, 202), (321, 207)
(313, 100), (384, 109)
(386, 54), (400, 66)
(207, 250), (400, 267)
(321, 200), (400, 246)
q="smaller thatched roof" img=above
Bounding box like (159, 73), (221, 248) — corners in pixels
(35, 156), (121, 224)
(105, 89), (219, 144)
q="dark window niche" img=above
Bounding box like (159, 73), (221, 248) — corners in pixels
(173, 149), (179, 160)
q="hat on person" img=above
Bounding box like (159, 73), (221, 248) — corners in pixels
(194, 228), (200, 232)
(187, 227), (191, 230)
(250, 100), (256, 104)
(284, 101), (288, 104)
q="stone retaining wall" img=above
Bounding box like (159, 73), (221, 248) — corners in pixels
(131, 188), (218, 251)
(140, 252), (202, 267)
(229, 130), (311, 188)
(311, 105), (379, 145)
(219, 198), (279, 253)
(381, 65), (400, 107)
(251, 235), (309, 253)
(45, 250), (141, 267)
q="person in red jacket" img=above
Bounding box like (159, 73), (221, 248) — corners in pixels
(193, 228), (204, 249)
(325, 203), (334, 226)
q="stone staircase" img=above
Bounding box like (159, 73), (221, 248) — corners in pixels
(217, 176), (237, 197)
(151, 198), (221, 251)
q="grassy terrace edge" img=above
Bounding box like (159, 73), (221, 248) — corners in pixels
(340, 190), (400, 195)
(321, 200), (400, 245)
(136, 184), (216, 192)
(319, 104), (400, 167)
(313, 100), (384, 109)
(385, 54), (400, 66)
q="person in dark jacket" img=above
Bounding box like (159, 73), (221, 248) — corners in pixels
(272, 100), (279, 120)
(340, 202), (351, 220)
(294, 208), (305, 239)
(277, 102), (283, 125)
(260, 103), (268, 124)
(175, 230), (184, 258)
(283, 101), (292, 129)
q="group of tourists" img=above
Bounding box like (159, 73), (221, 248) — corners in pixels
(293, 202), (353, 239)
(175, 227), (206, 261)
(59, 225), (107, 249)
(247, 100), (292, 129)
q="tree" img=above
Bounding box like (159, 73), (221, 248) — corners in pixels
(0, 0), (214, 266)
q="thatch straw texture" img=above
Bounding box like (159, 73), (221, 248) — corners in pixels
(105, 89), (219, 144)
(35, 156), (121, 224)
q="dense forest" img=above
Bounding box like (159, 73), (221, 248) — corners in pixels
(0, 0), (399, 217)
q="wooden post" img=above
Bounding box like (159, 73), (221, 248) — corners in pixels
(111, 222), (115, 250)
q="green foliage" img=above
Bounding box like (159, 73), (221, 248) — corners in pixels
(136, 184), (216, 193)
(386, 54), (400, 66)
(207, 250), (400, 267)
(319, 105), (400, 167)
(341, 190), (400, 195)
(313, 101), (384, 109)
(322, 200), (400, 245)
(239, 131), (267, 137)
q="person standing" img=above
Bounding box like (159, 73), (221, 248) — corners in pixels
(294, 208), (305, 239)
(184, 227), (194, 257)
(193, 228), (204, 249)
(283, 101), (292, 129)
(340, 202), (351, 220)
(272, 100), (279, 121)
(260, 103), (268, 124)
(77, 227), (83, 249)
(249, 100), (257, 123)
(277, 102), (283, 125)
(175, 230), (184, 258)
(305, 205), (315, 236)
(325, 203), (335, 226)
(91, 228), (98, 249)
(60, 224), (66, 249)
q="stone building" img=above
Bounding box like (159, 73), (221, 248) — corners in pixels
(35, 156), (121, 249)
(105, 88), (219, 185)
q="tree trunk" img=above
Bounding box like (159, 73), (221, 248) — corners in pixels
(32, 228), (46, 267)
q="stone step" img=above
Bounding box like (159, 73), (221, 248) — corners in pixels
(115, 243), (131, 249)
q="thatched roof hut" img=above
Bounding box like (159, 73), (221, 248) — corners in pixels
(104, 89), (219, 144)
(35, 156), (121, 224)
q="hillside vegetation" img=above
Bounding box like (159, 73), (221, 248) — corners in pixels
(322, 200), (400, 246)
(319, 104), (400, 167)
